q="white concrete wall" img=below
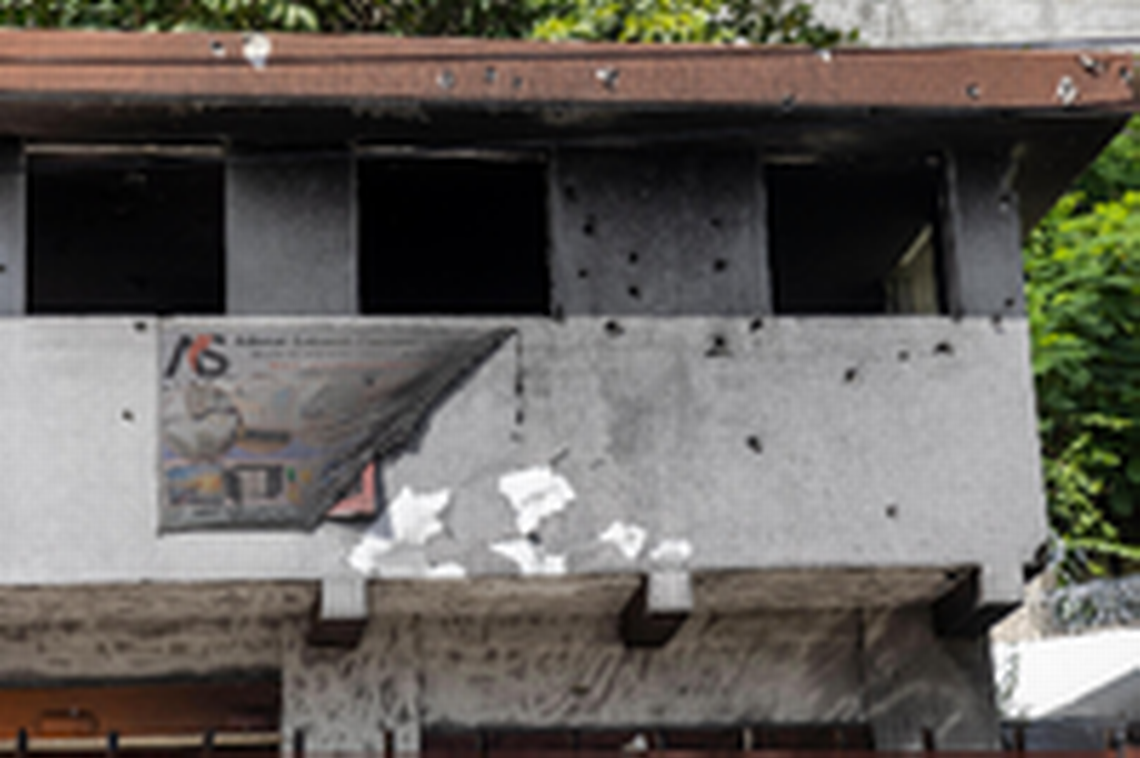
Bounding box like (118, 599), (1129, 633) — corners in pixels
(812, 0), (1140, 47)
(0, 316), (1046, 610)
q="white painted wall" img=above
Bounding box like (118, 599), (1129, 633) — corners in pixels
(0, 316), (1046, 611)
(811, 0), (1140, 47)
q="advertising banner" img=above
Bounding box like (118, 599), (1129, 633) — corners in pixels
(159, 322), (510, 531)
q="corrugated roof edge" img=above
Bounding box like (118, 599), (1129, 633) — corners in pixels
(0, 30), (1135, 113)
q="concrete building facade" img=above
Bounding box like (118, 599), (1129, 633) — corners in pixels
(810, 0), (1140, 48)
(0, 31), (1135, 756)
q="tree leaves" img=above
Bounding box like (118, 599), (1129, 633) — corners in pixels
(1027, 119), (1140, 581)
(0, 0), (854, 44)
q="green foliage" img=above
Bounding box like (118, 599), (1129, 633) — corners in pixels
(530, 0), (854, 46)
(1026, 117), (1140, 581)
(0, 0), (542, 34)
(0, 0), (853, 45)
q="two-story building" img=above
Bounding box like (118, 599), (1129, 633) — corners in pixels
(0, 30), (1136, 756)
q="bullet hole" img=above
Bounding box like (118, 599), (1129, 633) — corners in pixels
(437, 70), (456, 90)
(749, 317), (764, 332)
(526, 531), (542, 545)
(706, 333), (731, 358)
(134, 321), (148, 333)
(965, 83), (981, 100)
(627, 285), (641, 300)
(563, 184), (577, 202)
(713, 258), (728, 273)
(484, 66), (498, 84)
(934, 341), (954, 356)
(709, 217), (724, 230)
(992, 314), (1005, 332)
(512, 76), (524, 89)
(1056, 75), (1078, 106)
(627, 251), (639, 265)
(604, 320), (624, 337)
(897, 349), (910, 362)
(121, 409), (135, 423)
(582, 216), (596, 237)
(944, 570), (960, 582)
(1078, 54), (1101, 76)
(885, 504), (899, 519)
(209, 40), (226, 57)
(577, 268), (589, 280)
(1121, 65), (1134, 83)
(569, 684), (591, 697)
(1004, 297), (1016, 309)
(843, 367), (858, 383)
(746, 436), (763, 454)
(0, 263), (7, 273)
(781, 93), (797, 110)
(595, 67), (620, 90)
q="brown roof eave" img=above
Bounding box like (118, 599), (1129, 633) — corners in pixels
(0, 30), (1135, 114)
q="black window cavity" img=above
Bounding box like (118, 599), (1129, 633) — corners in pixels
(359, 157), (549, 315)
(29, 152), (224, 315)
(768, 161), (944, 315)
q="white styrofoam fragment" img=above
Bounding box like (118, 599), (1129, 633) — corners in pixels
(498, 466), (575, 534)
(599, 521), (648, 560)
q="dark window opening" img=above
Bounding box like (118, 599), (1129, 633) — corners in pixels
(359, 158), (549, 315)
(768, 162), (943, 315)
(29, 153), (224, 315)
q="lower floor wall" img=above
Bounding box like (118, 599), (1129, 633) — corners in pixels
(0, 599), (999, 754)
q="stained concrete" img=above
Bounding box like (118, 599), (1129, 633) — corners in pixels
(549, 148), (770, 316)
(0, 141), (24, 315)
(282, 605), (1001, 753)
(942, 149), (1026, 318)
(0, 316), (1045, 607)
(227, 149), (357, 315)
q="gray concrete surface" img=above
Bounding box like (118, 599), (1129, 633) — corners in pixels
(549, 148), (770, 316)
(0, 316), (1045, 609)
(811, 0), (1140, 47)
(942, 149), (1026, 318)
(0, 579), (1001, 750)
(227, 149), (357, 315)
(0, 141), (24, 316)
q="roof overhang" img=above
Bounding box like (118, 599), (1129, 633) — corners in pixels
(0, 31), (1135, 229)
(0, 30), (1135, 114)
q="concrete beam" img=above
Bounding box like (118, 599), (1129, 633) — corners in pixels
(392, 723), (421, 758)
(307, 576), (368, 648)
(0, 141), (25, 315)
(549, 147), (770, 316)
(620, 570), (692, 648)
(863, 606), (1002, 750)
(227, 147), (357, 314)
(934, 568), (1020, 639)
(940, 148), (1025, 318)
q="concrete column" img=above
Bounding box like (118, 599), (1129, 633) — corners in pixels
(282, 616), (417, 757)
(0, 141), (25, 315)
(862, 606), (1001, 750)
(549, 147), (771, 316)
(226, 147), (357, 314)
(941, 147), (1025, 318)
